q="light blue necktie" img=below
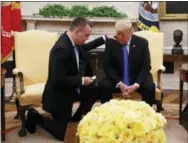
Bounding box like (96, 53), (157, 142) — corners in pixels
(122, 44), (129, 85)
(74, 46), (80, 94)
(74, 46), (79, 70)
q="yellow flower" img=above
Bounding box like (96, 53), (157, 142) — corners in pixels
(77, 99), (167, 143)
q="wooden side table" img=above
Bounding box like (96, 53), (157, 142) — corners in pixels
(179, 64), (188, 132)
(1, 68), (6, 142)
(164, 54), (188, 62)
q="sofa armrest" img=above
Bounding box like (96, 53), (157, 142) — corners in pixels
(12, 68), (25, 95)
(160, 65), (166, 72)
(13, 68), (21, 75)
(157, 65), (165, 89)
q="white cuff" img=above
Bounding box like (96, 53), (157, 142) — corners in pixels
(82, 77), (84, 85)
(103, 35), (106, 42)
(116, 81), (123, 88)
(134, 83), (140, 88)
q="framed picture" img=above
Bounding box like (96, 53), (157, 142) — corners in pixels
(160, 2), (188, 20)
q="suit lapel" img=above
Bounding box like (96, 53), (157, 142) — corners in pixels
(62, 32), (78, 74)
(71, 46), (79, 74)
(116, 42), (124, 74)
(78, 47), (87, 62)
(129, 35), (136, 63)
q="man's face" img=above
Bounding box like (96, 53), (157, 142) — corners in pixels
(75, 24), (92, 45)
(116, 31), (132, 45)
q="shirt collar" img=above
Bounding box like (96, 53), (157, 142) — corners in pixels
(127, 36), (131, 46)
(66, 32), (75, 47)
(122, 36), (131, 47)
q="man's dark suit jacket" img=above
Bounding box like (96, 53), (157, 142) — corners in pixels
(42, 32), (105, 116)
(104, 34), (152, 86)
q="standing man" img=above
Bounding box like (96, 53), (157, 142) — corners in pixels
(25, 17), (108, 141)
(99, 19), (155, 106)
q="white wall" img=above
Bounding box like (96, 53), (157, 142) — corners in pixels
(20, 2), (188, 48)
(160, 21), (188, 49)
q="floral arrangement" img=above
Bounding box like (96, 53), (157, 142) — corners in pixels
(77, 99), (167, 143)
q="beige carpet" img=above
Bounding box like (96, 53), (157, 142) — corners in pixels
(3, 119), (188, 143)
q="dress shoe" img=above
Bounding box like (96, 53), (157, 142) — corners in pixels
(25, 108), (40, 133)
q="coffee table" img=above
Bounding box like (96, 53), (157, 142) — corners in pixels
(64, 122), (79, 143)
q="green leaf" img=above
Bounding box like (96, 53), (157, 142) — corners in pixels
(37, 4), (127, 18)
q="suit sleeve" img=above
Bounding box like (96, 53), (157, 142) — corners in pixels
(104, 41), (121, 85)
(81, 37), (105, 51)
(135, 40), (151, 85)
(50, 47), (82, 88)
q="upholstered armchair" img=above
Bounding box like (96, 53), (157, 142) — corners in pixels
(13, 30), (59, 136)
(133, 31), (165, 112)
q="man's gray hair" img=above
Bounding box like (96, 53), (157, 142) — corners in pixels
(115, 19), (133, 33)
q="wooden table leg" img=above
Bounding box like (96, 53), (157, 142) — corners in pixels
(64, 122), (79, 143)
(179, 79), (184, 124)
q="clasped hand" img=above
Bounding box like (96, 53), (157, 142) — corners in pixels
(119, 83), (138, 98)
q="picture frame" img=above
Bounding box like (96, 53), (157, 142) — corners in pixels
(160, 2), (188, 20)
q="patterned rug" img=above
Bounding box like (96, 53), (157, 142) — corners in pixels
(3, 90), (188, 132)
(3, 102), (186, 133)
(162, 103), (186, 119)
(5, 90), (188, 112)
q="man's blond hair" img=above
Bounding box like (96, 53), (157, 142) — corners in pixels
(115, 19), (133, 33)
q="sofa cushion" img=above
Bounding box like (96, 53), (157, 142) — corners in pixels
(19, 83), (45, 105)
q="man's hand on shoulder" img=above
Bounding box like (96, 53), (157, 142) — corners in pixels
(103, 35), (117, 42)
